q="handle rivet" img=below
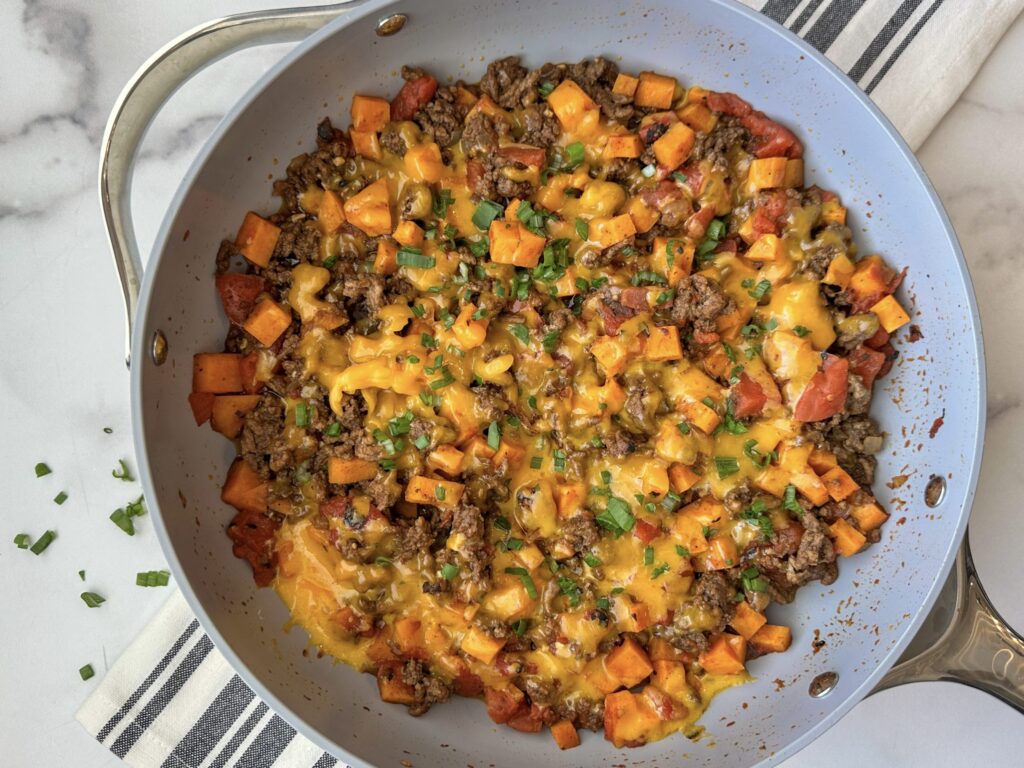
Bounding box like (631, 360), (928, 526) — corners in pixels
(925, 474), (946, 508)
(151, 330), (168, 366)
(809, 671), (838, 698)
(376, 13), (407, 36)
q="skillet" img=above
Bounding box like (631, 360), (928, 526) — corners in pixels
(100, 1), (1022, 764)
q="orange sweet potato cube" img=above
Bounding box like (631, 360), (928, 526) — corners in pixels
(427, 444), (464, 475)
(605, 133), (643, 159)
(672, 514), (710, 556)
(242, 297), (292, 347)
(829, 518), (868, 557)
(221, 458), (267, 512)
(591, 213), (637, 248)
(694, 535), (738, 571)
(605, 638), (654, 688)
(669, 463), (700, 493)
(821, 199), (847, 226)
(188, 391), (215, 426)
(782, 158), (804, 188)
(635, 71), (677, 109)
(584, 656), (623, 695)
(677, 102), (717, 133)
(626, 197), (660, 234)
(351, 94), (390, 132)
(749, 624), (792, 654)
(554, 483), (586, 519)
(317, 189), (347, 234)
(350, 129), (381, 160)
(644, 326), (682, 361)
(747, 157), (788, 190)
(808, 448), (838, 474)
(234, 212), (281, 268)
(851, 501), (889, 532)
(405, 142), (444, 183)
(652, 235), (694, 287)
(698, 632), (747, 675)
(343, 178), (392, 236)
(488, 220), (545, 268)
(405, 476), (464, 508)
(820, 465), (859, 501)
(729, 601), (768, 640)
(823, 253), (855, 288)
(376, 663), (416, 705)
(374, 239), (399, 275)
(550, 720), (580, 750)
(393, 220), (424, 249)
(792, 470), (830, 507)
(193, 353), (243, 394)
(652, 122), (696, 171)
(745, 233), (784, 263)
(210, 395), (261, 439)
(679, 399), (720, 434)
(870, 295), (911, 333)
(653, 659), (691, 700)
(612, 72), (639, 99)
(547, 79), (599, 133)
(460, 626), (506, 665)
(328, 457), (377, 484)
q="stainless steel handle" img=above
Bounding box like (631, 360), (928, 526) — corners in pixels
(99, 2), (362, 366)
(875, 531), (1024, 713)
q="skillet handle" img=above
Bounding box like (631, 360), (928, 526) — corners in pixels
(99, 2), (365, 367)
(874, 531), (1024, 713)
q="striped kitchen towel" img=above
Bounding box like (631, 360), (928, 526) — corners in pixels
(77, 1), (1022, 766)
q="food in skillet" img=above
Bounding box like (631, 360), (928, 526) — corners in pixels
(188, 57), (909, 749)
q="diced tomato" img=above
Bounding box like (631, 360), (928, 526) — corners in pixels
(226, 507), (280, 587)
(506, 704), (546, 733)
(599, 301), (638, 336)
(707, 91), (803, 159)
(675, 164), (704, 194)
(187, 391), (216, 425)
(497, 144), (546, 167)
(794, 354), (849, 422)
(390, 75), (438, 121)
(714, 237), (739, 254)
(641, 180), (684, 211)
(321, 495), (352, 518)
(731, 372), (767, 418)
(485, 686), (527, 724)
(693, 329), (720, 345)
(216, 273), (267, 325)
(685, 204), (717, 239)
(864, 326), (890, 350)
(466, 159), (485, 190)
(619, 287), (650, 311)
(848, 345), (886, 389)
(454, 668), (484, 697)
(877, 342), (897, 378)
(634, 518), (661, 544)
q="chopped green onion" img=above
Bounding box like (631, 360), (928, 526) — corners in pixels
(512, 618), (530, 636)
(706, 219), (727, 241)
(504, 566), (538, 599)
(13, 533), (30, 549)
(79, 664), (95, 681)
(600, 470), (612, 485)
(375, 556), (393, 567)
(630, 271), (667, 286)
(136, 570), (170, 587)
(651, 563), (671, 579)
(435, 484), (447, 501)
(552, 449), (567, 473)
(575, 217), (589, 240)
(494, 516), (512, 532)
(793, 325), (811, 337)
(414, 434), (430, 450)
(747, 279), (772, 300)
(441, 563), (459, 580)
(421, 332), (438, 349)
(542, 331), (560, 354)
(714, 456), (740, 479)
(53, 491), (68, 505)
(487, 420), (501, 451)
(675, 545), (691, 558)
(411, 303), (426, 318)
(583, 553), (602, 568)
(529, 456), (542, 470)
(396, 247), (436, 269)
(643, 546), (654, 566)
(322, 254), (338, 269)
(557, 576), (582, 607)
(34, 462), (52, 477)
(595, 496), (635, 537)
(783, 484), (803, 514)
(471, 199), (504, 231)
(676, 421), (691, 436)
(81, 592), (105, 608)
(433, 188), (455, 218)
(103, 427), (113, 434)
(112, 459), (133, 481)
(294, 402), (310, 427)
(388, 411), (414, 436)
(429, 371), (455, 389)
(79, 570), (85, 581)
(509, 324), (530, 346)
(326, 422), (341, 437)
(538, 81), (556, 98)
(30, 530), (56, 555)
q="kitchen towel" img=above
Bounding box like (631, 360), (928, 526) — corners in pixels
(76, 1), (1023, 766)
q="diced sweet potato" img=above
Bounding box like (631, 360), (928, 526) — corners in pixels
(350, 129), (381, 160)
(188, 391), (216, 426)
(221, 458), (267, 513)
(745, 233), (783, 263)
(677, 102), (716, 133)
(377, 663), (416, 705)
(427, 444), (464, 475)
(317, 189), (346, 233)
(851, 501), (889, 532)
(821, 199), (847, 226)
(625, 196), (660, 234)
(327, 457), (377, 484)
(482, 582), (535, 620)
(462, 626), (506, 665)
(554, 482), (586, 519)
(343, 178), (392, 236)
(635, 71), (677, 109)
(351, 94), (390, 132)
(584, 656), (623, 694)
(679, 399), (720, 434)
(590, 213), (637, 249)
(698, 632), (747, 675)
(645, 325), (682, 361)
(405, 142), (444, 183)
(192, 353), (243, 394)
(808, 448), (838, 474)
(653, 659), (691, 700)
(829, 517), (867, 557)
(485, 684), (526, 724)
(242, 297), (292, 347)
(694, 535), (738, 571)
(507, 704), (545, 733)
(730, 601), (768, 640)
(747, 157), (788, 190)
(605, 133), (643, 159)
(870, 294), (911, 332)
(392, 617), (424, 656)
(652, 122), (695, 171)
(547, 79), (600, 134)
(606, 638), (654, 689)
(210, 395), (261, 439)
(234, 212), (281, 268)
(782, 158), (804, 188)
(405, 476), (464, 507)
(550, 719), (580, 750)
(668, 463), (699, 494)
(488, 219), (546, 268)
(791, 470), (830, 507)
(603, 690), (660, 748)
(492, 440), (525, 472)
(612, 72), (639, 98)
(820, 465), (859, 501)
(749, 624), (792, 654)
(392, 220), (424, 249)
(374, 239), (399, 275)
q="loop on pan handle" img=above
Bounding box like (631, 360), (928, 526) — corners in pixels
(874, 531), (1024, 713)
(98, 2), (364, 367)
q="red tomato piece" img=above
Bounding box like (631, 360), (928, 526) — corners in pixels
(466, 159), (485, 190)
(707, 91), (803, 159)
(794, 354), (849, 422)
(732, 372), (767, 418)
(848, 345), (887, 389)
(634, 518), (661, 544)
(216, 273), (267, 325)
(497, 144), (546, 167)
(321, 495), (352, 519)
(390, 75), (438, 121)
(485, 686), (527, 724)
(506, 704), (546, 733)
(619, 287), (650, 311)
(864, 326), (890, 350)
(692, 328), (721, 345)
(226, 508), (280, 587)
(685, 204), (717, 239)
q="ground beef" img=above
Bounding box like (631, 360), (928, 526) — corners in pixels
(692, 571), (738, 630)
(823, 415), (884, 485)
(272, 118), (350, 213)
(364, 472), (401, 512)
(604, 430), (638, 458)
(749, 514), (838, 603)
(557, 515), (599, 556)
(690, 116), (748, 171)
(671, 274), (735, 334)
(479, 56), (531, 108)
(395, 516), (435, 563)
(271, 218), (321, 266)
(801, 241), (839, 281)
(461, 112), (499, 157)
(239, 395), (286, 479)
(415, 85), (466, 147)
(845, 373), (871, 416)
(564, 57), (632, 122)
(379, 124), (408, 156)
(519, 104), (561, 147)
(449, 501), (490, 600)
(554, 696), (605, 732)
(469, 153), (536, 200)
(470, 383), (509, 421)
(604, 157), (641, 187)
(330, 265), (387, 321)
(397, 660), (453, 716)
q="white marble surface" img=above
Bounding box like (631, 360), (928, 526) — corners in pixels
(1, 2), (1023, 766)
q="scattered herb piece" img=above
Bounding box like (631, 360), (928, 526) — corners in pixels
(81, 592), (105, 608)
(30, 530), (56, 555)
(79, 664), (95, 681)
(136, 570), (171, 587)
(34, 462), (52, 477)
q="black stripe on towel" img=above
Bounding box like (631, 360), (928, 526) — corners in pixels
(96, 619), (200, 742)
(311, 754), (339, 768)
(865, 0), (945, 93)
(760, 0), (804, 25)
(789, 0), (828, 34)
(110, 634), (215, 759)
(232, 713), (297, 768)
(159, 674), (256, 768)
(208, 702), (269, 768)
(848, 0), (925, 83)
(803, 0), (868, 53)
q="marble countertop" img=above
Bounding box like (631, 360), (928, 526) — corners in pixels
(2, 2), (1022, 765)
